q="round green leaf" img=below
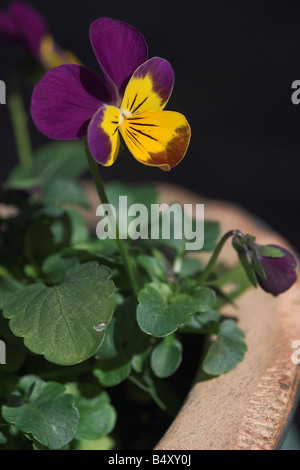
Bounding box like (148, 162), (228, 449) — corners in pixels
(94, 354), (131, 387)
(137, 255), (167, 282)
(75, 393), (116, 441)
(202, 320), (247, 376)
(190, 287), (216, 312)
(151, 336), (182, 378)
(8, 141), (88, 188)
(42, 253), (78, 284)
(137, 283), (215, 337)
(2, 377), (79, 450)
(3, 263), (115, 365)
(43, 178), (89, 208)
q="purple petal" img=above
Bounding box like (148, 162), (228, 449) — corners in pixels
(88, 105), (121, 166)
(31, 65), (112, 140)
(8, 1), (49, 59)
(0, 10), (20, 42)
(258, 244), (297, 295)
(90, 17), (148, 100)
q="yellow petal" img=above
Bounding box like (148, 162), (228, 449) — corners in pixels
(120, 111), (191, 170)
(40, 35), (81, 69)
(121, 58), (174, 115)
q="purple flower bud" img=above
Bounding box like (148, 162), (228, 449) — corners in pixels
(257, 244), (297, 296)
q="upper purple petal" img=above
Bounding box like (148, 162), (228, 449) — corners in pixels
(5, 1), (49, 59)
(31, 64), (112, 140)
(257, 244), (297, 296)
(0, 10), (20, 42)
(90, 17), (148, 101)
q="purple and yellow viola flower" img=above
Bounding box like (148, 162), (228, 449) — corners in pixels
(31, 17), (191, 170)
(0, 1), (79, 69)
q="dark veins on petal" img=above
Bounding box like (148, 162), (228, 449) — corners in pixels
(131, 96), (148, 114)
(128, 126), (158, 142)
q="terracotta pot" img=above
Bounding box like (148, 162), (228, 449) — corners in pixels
(82, 182), (300, 450)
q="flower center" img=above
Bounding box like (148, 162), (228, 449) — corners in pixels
(120, 108), (132, 123)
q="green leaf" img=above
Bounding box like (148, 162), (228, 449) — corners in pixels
(237, 251), (258, 288)
(74, 436), (115, 450)
(3, 263), (115, 365)
(96, 296), (137, 360)
(127, 324), (152, 373)
(106, 182), (159, 216)
(137, 255), (167, 282)
(0, 432), (7, 445)
(66, 210), (89, 246)
(252, 252), (267, 279)
(43, 178), (89, 208)
(2, 376), (79, 450)
(178, 257), (203, 278)
(42, 253), (78, 284)
(182, 310), (221, 334)
(190, 287), (216, 312)
(65, 237), (118, 256)
(8, 142), (88, 188)
(75, 392), (116, 441)
(94, 353), (131, 387)
(137, 283), (180, 337)
(131, 347), (151, 374)
(95, 318), (118, 360)
(151, 336), (182, 378)
(256, 245), (285, 258)
(202, 320), (247, 376)
(0, 277), (23, 310)
(137, 284), (215, 337)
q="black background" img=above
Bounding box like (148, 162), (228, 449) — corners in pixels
(0, 0), (300, 446)
(0, 0), (300, 250)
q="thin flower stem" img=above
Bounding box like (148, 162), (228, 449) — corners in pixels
(8, 84), (33, 167)
(197, 230), (237, 285)
(84, 139), (140, 295)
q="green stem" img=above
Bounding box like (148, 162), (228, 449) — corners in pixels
(198, 230), (237, 285)
(84, 139), (140, 295)
(8, 85), (33, 167)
